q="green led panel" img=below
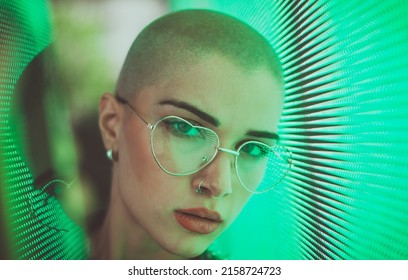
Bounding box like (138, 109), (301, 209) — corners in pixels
(0, 0), (86, 259)
(2, 0), (408, 260)
(172, 0), (408, 259)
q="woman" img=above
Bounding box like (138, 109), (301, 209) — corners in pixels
(92, 9), (291, 259)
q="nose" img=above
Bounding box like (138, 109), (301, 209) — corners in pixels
(194, 151), (234, 199)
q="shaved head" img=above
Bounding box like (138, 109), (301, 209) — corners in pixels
(116, 9), (283, 99)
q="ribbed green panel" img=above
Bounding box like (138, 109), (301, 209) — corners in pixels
(0, 0), (86, 259)
(172, 0), (408, 259)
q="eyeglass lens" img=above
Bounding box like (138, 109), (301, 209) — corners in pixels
(150, 116), (291, 193)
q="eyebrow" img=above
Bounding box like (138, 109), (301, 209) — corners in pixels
(158, 99), (220, 127)
(246, 130), (279, 141)
(158, 98), (279, 141)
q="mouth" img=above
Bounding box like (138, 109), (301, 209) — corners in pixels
(174, 208), (223, 234)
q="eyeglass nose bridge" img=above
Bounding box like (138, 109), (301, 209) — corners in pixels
(201, 147), (239, 165)
(199, 146), (239, 171)
(217, 147), (240, 157)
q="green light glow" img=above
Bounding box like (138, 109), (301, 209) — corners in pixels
(172, 0), (408, 259)
(2, 0), (408, 260)
(0, 0), (86, 259)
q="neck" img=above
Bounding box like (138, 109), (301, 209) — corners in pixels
(90, 174), (182, 260)
(91, 211), (182, 260)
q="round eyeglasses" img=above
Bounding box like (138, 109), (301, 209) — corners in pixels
(117, 96), (292, 194)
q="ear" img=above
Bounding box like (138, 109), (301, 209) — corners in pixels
(98, 93), (123, 151)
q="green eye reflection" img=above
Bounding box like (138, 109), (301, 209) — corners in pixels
(164, 118), (202, 138)
(240, 142), (270, 158)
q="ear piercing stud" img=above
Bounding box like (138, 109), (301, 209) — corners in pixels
(106, 149), (113, 161)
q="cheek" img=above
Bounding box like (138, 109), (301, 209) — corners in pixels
(224, 186), (252, 226)
(236, 190), (252, 213)
(118, 123), (190, 208)
(118, 124), (166, 197)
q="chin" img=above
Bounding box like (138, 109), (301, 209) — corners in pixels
(160, 236), (212, 259)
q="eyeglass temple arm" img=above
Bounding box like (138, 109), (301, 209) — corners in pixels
(115, 95), (154, 129)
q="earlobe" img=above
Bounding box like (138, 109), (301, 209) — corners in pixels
(98, 93), (123, 151)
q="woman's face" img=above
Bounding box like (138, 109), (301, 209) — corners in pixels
(111, 54), (283, 258)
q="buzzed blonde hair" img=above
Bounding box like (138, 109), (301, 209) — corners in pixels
(116, 9), (283, 99)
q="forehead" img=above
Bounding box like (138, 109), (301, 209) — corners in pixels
(134, 54), (283, 136)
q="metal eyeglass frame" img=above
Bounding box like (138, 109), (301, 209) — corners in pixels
(116, 95), (292, 194)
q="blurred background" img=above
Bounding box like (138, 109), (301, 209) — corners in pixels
(50, 0), (168, 225)
(1, 0), (408, 259)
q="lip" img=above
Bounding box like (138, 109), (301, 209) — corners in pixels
(174, 208), (223, 234)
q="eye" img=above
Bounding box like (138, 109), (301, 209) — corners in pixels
(240, 141), (270, 158)
(163, 118), (202, 138)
